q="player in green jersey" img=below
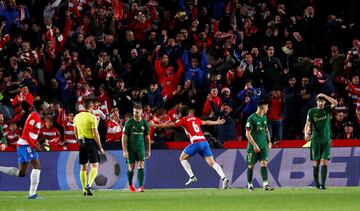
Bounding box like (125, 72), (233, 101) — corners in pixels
(245, 99), (274, 191)
(122, 104), (151, 192)
(304, 93), (337, 189)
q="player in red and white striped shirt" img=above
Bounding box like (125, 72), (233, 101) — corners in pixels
(0, 100), (46, 199)
(152, 105), (230, 189)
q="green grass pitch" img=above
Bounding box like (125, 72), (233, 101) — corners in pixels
(1, 187), (360, 211)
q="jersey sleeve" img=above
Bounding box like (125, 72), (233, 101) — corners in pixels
(123, 121), (131, 135)
(91, 115), (97, 129)
(324, 105), (332, 113)
(174, 118), (184, 127)
(143, 121), (150, 136)
(306, 109), (313, 123)
(245, 116), (252, 130)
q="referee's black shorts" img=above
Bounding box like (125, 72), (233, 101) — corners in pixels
(78, 138), (100, 164)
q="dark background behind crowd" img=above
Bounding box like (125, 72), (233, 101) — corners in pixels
(0, 0), (359, 151)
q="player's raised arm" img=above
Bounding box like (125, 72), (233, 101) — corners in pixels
(316, 93), (338, 108)
(201, 118), (225, 126)
(152, 122), (176, 128)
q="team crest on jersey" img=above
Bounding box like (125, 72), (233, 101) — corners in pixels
(141, 126), (144, 130)
(29, 119), (35, 126)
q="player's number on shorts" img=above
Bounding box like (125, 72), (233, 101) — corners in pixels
(27, 147), (32, 153)
(192, 121), (200, 133)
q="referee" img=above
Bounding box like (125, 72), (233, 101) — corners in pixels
(73, 98), (105, 196)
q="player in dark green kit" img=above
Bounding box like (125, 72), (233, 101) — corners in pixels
(304, 93), (337, 189)
(245, 99), (274, 191)
(122, 104), (151, 192)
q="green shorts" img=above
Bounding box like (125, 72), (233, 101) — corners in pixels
(310, 141), (331, 161)
(127, 150), (145, 164)
(246, 148), (268, 165)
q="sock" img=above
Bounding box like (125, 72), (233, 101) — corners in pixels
(29, 169), (41, 196)
(212, 163), (226, 179)
(247, 168), (253, 185)
(127, 171), (134, 186)
(313, 166), (320, 187)
(80, 170), (87, 192)
(88, 167), (98, 187)
(138, 168), (144, 187)
(0, 166), (20, 177)
(261, 167), (268, 187)
(321, 165), (328, 186)
(180, 160), (194, 178)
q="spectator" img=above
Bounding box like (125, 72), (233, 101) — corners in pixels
(267, 89), (284, 143)
(4, 121), (20, 151)
(105, 107), (122, 150)
(146, 80), (163, 109)
(149, 107), (173, 149)
(283, 76), (302, 139)
(40, 115), (63, 151)
(332, 111), (346, 138)
(212, 102), (237, 145)
(202, 87), (222, 117)
(337, 121), (358, 139)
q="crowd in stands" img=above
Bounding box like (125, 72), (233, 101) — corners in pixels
(0, 0), (359, 151)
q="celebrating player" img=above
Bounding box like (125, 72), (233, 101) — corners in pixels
(304, 93), (337, 189)
(152, 105), (230, 189)
(0, 100), (45, 199)
(122, 104), (151, 192)
(245, 99), (274, 191)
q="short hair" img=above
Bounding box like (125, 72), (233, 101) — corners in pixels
(180, 105), (190, 117)
(316, 96), (326, 101)
(83, 98), (94, 110)
(133, 104), (143, 110)
(33, 100), (44, 112)
(257, 99), (269, 106)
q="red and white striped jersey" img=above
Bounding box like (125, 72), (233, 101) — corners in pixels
(98, 93), (113, 117)
(17, 112), (42, 148)
(5, 129), (21, 146)
(40, 125), (61, 148)
(106, 119), (122, 142)
(92, 108), (106, 123)
(0, 123), (9, 135)
(63, 121), (77, 144)
(174, 116), (205, 143)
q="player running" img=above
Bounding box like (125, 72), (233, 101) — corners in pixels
(0, 100), (46, 199)
(152, 105), (230, 189)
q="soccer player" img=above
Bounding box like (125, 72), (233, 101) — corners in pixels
(0, 100), (45, 199)
(152, 105), (230, 189)
(245, 99), (274, 191)
(73, 98), (105, 196)
(122, 104), (151, 192)
(304, 93), (338, 189)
